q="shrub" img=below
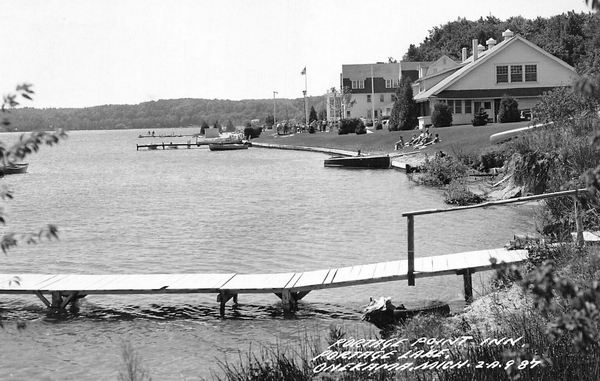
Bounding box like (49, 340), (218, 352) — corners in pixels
(243, 126), (262, 139)
(418, 154), (468, 186)
(472, 108), (488, 126)
(337, 118), (364, 135)
(375, 122), (383, 130)
(431, 102), (452, 127)
(444, 181), (485, 205)
(389, 77), (418, 130)
(497, 96), (520, 123)
(533, 86), (599, 124)
(479, 146), (507, 172)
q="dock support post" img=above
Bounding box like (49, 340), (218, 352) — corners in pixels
(407, 215), (415, 286)
(573, 195), (584, 247)
(217, 291), (237, 316)
(461, 269), (473, 303)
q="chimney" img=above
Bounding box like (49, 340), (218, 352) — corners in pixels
(472, 39), (478, 61)
(461, 47), (467, 62)
(502, 29), (514, 41)
(477, 44), (485, 54)
(486, 38), (497, 50)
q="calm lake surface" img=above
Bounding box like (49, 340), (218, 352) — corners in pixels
(0, 128), (535, 380)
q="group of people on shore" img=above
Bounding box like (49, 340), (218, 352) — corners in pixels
(394, 128), (440, 150)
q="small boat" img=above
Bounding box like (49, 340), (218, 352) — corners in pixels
(0, 163), (28, 175)
(209, 143), (249, 151)
(324, 154), (390, 169)
(362, 297), (450, 330)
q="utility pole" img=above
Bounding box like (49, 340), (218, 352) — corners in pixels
(301, 66), (308, 126)
(371, 65), (376, 123)
(273, 91), (278, 129)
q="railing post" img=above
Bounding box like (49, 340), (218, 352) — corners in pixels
(407, 215), (415, 286)
(573, 194), (584, 247)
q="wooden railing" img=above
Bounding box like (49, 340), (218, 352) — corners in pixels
(401, 188), (589, 286)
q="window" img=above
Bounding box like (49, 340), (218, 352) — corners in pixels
(455, 100), (462, 114)
(525, 65), (537, 81)
(351, 80), (364, 89)
(394, 79), (399, 87)
(465, 100), (472, 114)
(380, 94), (384, 102)
(474, 101), (481, 112)
(496, 66), (508, 83)
(346, 110), (351, 117)
(484, 101), (491, 109)
(367, 94), (371, 103)
(511, 65), (523, 82)
(385, 79), (393, 88)
(447, 100), (454, 113)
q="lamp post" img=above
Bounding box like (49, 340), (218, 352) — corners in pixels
(273, 91), (278, 129)
(303, 90), (308, 126)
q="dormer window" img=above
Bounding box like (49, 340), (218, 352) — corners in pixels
(351, 80), (365, 89)
(511, 65), (523, 82)
(497, 64), (537, 83)
(385, 79), (393, 88)
(525, 65), (537, 81)
(496, 66), (508, 83)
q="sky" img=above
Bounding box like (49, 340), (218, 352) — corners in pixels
(0, 0), (593, 108)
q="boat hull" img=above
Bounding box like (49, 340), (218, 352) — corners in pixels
(209, 143), (249, 151)
(1, 163), (28, 175)
(324, 155), (390, 169)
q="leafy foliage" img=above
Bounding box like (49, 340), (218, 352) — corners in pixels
(388, 77), (418, 131)
(337, 118), (364, 135)
(308, 106), (317, 123)
(533, 86), (598, 124)
(402, 13), (600, 70)
(431, 102), (452, 127)
(471, 108), (488, 126)
(6, 96), (326, 132)
(497, 96), (520, 123)
(417, 154), (468, 186)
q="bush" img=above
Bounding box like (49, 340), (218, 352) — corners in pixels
(375, 122), (383, 130)
(418, 154), (469, 186)
(431, 102), (452, 127)
(243, 126), (262, 139)
(498, 96), (520, 123)
(472, 108), (488, 126)
(444, 181), (486, 205)
(337, 118), (365, 135)
(479, 146), (507, 172)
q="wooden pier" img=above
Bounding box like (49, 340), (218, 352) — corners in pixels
(0, 248), (527, 315)
(136, 139), (245, 151)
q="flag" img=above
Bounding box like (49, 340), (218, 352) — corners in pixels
(301, 67), (306, 75)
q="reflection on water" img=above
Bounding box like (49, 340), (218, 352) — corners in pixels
(0, 128), (536, 379)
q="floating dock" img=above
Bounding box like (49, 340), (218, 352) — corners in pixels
(0, 248), (527, 315)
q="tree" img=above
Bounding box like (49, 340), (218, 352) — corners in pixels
(225, 119), (235, 132)
(431, 102), (453, 127)
(318, 108), (327, 121)
(200, 120), (209, 135)
(0, 84), (66, 255)
(213, 119), (221, 132)
(265, 114), (274, 127)
(497, 96), (520, 123)
(471, 108), (489, 126)
(389, 78), (418, 131)
(309, 106), (317, 123)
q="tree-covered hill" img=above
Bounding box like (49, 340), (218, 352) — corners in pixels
(4, 96), (326, 132)
(403, 12), (600, 72)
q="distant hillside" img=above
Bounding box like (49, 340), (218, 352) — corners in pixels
(403, 12), (600, 71)
(5, 96), (327, 132)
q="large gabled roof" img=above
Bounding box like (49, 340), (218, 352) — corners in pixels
(414, 35), (576, 102)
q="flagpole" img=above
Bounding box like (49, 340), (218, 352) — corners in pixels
(371, 65), (375, 124)
(304, 67), (309, 127)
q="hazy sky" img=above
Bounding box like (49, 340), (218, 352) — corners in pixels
(0, 0), (592, 108)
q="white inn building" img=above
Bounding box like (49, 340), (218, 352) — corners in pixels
(412, 29), (577, 127)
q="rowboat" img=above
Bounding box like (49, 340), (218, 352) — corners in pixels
(0, 163), (28, 175)
(324, 154), (390, 169)
(208, 143), (249, 151)
(362, 297), (450, 329)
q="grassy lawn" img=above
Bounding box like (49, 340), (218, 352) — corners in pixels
(255, 121), (531, 156)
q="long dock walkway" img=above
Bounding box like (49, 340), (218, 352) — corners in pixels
(251, 142), (357, 157)
(0, 248), (527, 314)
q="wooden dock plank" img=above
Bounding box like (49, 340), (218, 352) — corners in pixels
(0, 248), (529, 298)
(290, 269), (330, 289)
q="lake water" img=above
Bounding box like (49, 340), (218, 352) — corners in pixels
(0, 128), (535, 380)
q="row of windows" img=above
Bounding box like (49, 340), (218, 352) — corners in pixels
(496, 64), (537, 83)
(367, 94), (397, 103)
(442, 100), (491, 114)
(351, 79), (400, 89)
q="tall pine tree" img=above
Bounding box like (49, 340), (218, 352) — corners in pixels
(389, 77), (418, 131)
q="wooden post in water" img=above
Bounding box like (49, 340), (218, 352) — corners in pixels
(573, 195), (584, 247)
(407, 215), (415, 286)
(460, 269), (474, 303)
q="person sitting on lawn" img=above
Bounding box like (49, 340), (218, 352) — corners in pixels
(394, 136), (404, 150)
